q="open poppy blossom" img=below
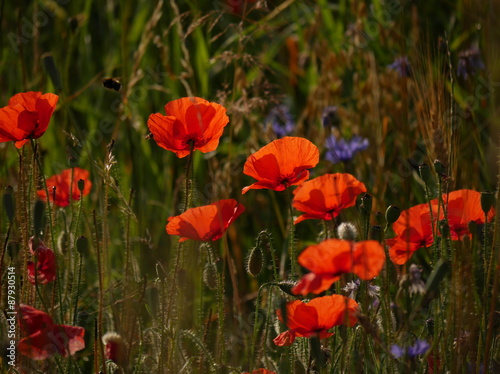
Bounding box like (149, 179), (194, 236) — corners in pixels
(27, 237), (56, 285)
(37, 167), (92, 207)
(292, 173), (367, 224)
(292, 239), (385, 295)
(147, 97), (229, 158)
(273, 294), (359, 347)
(18, 304), (85, 360)
(386, 203), (435, 265)
(166, 199), (245, 242)
(0, 91), (58, 148)
(435, 189), (495, 240)
(242, 137), (319, 194)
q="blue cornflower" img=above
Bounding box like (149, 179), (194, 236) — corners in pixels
(457, 45), (485, 79)
(265, 105), (295, 138)
(391, 339), (430, 359)
(322, 106), (340, 128)
(325, 135), (369, 164)
(388, 56), (412, 78)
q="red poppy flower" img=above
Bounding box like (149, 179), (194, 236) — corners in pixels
(435, 189), (495, 240)
(0, 91), (58, 148)
(273, 295), (359, 347)
(27, 237), (56, 284)
(37, 167), (92, 207)
(242, 137), (320, 194)
(166, 199), (245, 242)
(242, 370), (276, 374)
(292, 173), (367, 224)
(292, 239), (385, 295)
(147, 97), (229, 158)
(18, 304), (85, 360)
(386, 203), (435, 265)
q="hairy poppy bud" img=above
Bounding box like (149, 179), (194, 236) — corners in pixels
(203, 262), (218, 290)
(419, 163), (432, 184)
(337, 222), (358, 241)
(385, 205), (401, 225)
(76, 236), (88, 256)
(77, 179), (85, 193)
(375, 211), (384, 225)
(33, 200), (45, 237)
(433, 160), (446, 175)
(360, 194), (373, 216)
(246, 246), (264, 277)
(439, 220), (450, 238)
(3, 186), (15, 222)
(275, 280), (297, 296)
(369, 225), (383, 242)
(480, 191), (495, 214)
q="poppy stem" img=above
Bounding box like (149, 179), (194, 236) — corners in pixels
(93, 210), (107, 374)
(286, 188), (298, 278)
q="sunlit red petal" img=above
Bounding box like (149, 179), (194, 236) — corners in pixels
(292, 273), (339, 295)
(166, 199), (245, 242)
(37, 167), (92, 207)
(387, 238), (420, 265)
(293, 173), (367, 223)
(273, 330), (296, 346)
(27, 238), (57, 284)
(242, 137), (319, 194)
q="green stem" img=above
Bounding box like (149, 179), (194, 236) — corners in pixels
(286, 188), (298, 278)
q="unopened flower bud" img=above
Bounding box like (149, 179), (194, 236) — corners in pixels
(77, 179), (85, 193)
(369, 225), (383, 242)
(480, 191), (495, 214)
(385, 205), (401, 225)
(375, 211), (384, 225)
(337, 222), (358, 241)
(419, 163), (432, 184)
(102, 332), (126, 365)
(360, 194), (373, 216)
(433, 160), (446, 175)
(76, 236), (88, 256)
(3, 186), (15, 222)
(439, 220), (450, 238)
(275, 280), (297, 296)
(246, 246), (264, 277)
(33, 200), (45, 236)
(203, 262), (218, 290)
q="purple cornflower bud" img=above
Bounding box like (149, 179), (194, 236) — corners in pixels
(388, 56), (412, 78)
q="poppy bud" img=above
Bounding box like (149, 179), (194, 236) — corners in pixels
(246, 246), (264, 277)
(369, 225), (383, 242)
(480, 191), (495, 214)
(3, 186), (15, 222)
(77, 179), (85, 193)
(375, 211), (384, 225)
(41, 53), (62, 91)
(385, 205), (401, 225)
(203, 262), (218, 290)
(274, 280), (297, 296)
(439, 220), (450, 238)
(68, 156), (78, 168)
(419, 163), (432, 184)
(337, 222), (358, 241)
(360, 194), (373, 216)
(76, 236), (88, 256)
(33, 200), (45, 237)
(426, 318), (434, 336)
(468, 220), (477, 236)
(433, 160), (446, 175)
(102, 332), (126, 365)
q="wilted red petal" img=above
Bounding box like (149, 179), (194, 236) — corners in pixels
(37, 167), (92, 207)
(242, 137), (319, 194)
(147, 97), (229, 158)
(27, 237), (56, 284)
(17, 305), (85, 360)
(293, 173), (367, 223)
(166, 199), (245, 242)
(273, 330), (296, 347)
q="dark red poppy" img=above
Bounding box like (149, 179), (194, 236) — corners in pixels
(386, 203), (435, 265)
(37, 167), (92, 207)
(242, 137), (319, 194)
(435, 189), (495, 240)
(0, 91), (58, 148)
(273, 295), (359, 347)
(147, 97), (229, 158)
(292, 239), (385, 295)
(292, 173), (367, 224)
(18, 304), (85, 360)
(27, 237), (56, 285)
(166, 199), (245, 242)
